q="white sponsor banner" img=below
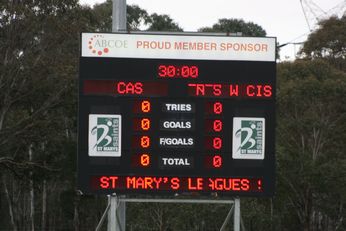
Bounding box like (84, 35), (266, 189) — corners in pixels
(82, 33), (276, 61)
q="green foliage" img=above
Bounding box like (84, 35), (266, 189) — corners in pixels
(146, 13), (183, 32)
(275, 59), (346, 230)
(91, 0), (113, 31)
(92, 0), (151, 31)
(127, 201), (229, 230)
(0, 0), (94, 229)
(299, 15), (346, 71)
(198, 18), (266, 36)
(127, 5), (150, 30)
(91, 1), (181, 32)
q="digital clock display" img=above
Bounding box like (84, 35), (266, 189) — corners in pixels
(158, 65), (199, 78)
(78, 32), (276, 197)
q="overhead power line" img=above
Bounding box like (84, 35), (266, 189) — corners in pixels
(300, 0), (346, 31)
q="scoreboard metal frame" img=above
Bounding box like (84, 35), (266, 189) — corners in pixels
(78, 32), (276, 196)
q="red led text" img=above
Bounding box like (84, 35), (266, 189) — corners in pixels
(188, 83), (272, 98)
(116, 81), (143, 95)
(208, 178), (250, 191)
(93, 176), (262, 193)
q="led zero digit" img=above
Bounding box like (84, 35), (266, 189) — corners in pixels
(167, 65), (175, 77)
(141, 118), (150, 131)
(181, 66), (189, 78)
(213, 155), (222, 168)
(141, 100), (151, 113)
(213, 120), (223, 132)
(140, 154), (150, 167)
(140, 136), (150, 148)
(190, 66), (198, 78)
(213, 102), (223, 114)
(213, 137), (222, 150)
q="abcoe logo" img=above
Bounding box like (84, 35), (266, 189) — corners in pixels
(88, 34), (128, 56)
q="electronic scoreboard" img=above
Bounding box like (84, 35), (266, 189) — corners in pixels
(78, 33), (276, 196)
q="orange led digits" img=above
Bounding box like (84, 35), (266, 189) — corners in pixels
(141, 118), (150, 131)
(140, 154), (150, 166)
(141, 100), (151, 113)
(140, 136), (150, 148)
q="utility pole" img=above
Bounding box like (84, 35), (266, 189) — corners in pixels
(108, 2), (127, 230)
(112, 0), (127, 32)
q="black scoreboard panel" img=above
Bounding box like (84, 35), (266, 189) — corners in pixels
(78, 43), (276, 197)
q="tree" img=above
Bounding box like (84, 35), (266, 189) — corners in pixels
(275, 59), (346, 230)
(0, 0), (97, 229)
(198, 18), (266, 36)
(92, 0), (150, 31)
(91, 0), (182, 32)
(299, 15), (346, 71)
(127, 4), (150, 30)
(127, 201), (230, 230)
(147, 13), (183, 32)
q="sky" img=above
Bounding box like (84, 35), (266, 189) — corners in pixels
(79, 0), (345, 61)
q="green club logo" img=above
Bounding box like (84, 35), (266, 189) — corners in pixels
(88, 114), (122, 157)
(233, 117), (265, 159)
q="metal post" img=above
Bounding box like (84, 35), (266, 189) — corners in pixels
(95, 198), (111, 231)
(117, 195), (126, 231)
(108, 1), (127, 230)
(220, 205), (234, 231)
(234, 198), (240, 231)
(112, 0), (127, 32)
(107, 195), (126, 231)
(107, 195), (117, 231)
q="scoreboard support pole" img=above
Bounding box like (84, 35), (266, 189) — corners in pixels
(107, 194), (125, 231)
(109, 0), (127, 231)
(107, 195), (117, 231)
(234, 198), (240, 231)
